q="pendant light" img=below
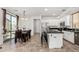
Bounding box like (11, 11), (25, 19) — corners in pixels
(23, 10), (26, 20)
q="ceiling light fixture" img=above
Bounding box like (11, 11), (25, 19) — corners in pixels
(23, 10), (26, 20)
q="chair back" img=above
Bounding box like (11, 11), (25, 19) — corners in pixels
(15, 29), (22, 38)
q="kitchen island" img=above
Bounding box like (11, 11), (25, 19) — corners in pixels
(47, 30), (64, 48)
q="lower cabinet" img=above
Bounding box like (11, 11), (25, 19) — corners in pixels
(75, 32), (79, 45)
(63, 31), (79, 45)
(63, 31), (74, 43)
(48, 33), (63, 48)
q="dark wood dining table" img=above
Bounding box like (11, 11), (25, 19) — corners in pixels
(22, 30), (31, 42)
(15, 30), (31, 43)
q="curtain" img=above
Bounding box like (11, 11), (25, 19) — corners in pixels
(2, 9), (6, 34)
(16, 15), (19, 29)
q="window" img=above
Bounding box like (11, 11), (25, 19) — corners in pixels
(12, 16), (17, 31)
(6, 13), (17, 31)
(6, 14), (11, 31)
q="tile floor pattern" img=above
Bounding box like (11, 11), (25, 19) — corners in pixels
(0, 34), (79, 52)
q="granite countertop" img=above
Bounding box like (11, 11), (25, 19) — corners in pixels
(47, 27), (79, 33)
(63, 28), (79, 32)
(47, 30), (63, 33)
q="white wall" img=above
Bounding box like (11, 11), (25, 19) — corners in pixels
(19, 18), (34, 36)
(0, 8), (3, 45)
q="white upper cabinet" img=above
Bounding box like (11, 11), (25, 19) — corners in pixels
(60, 15), (72, 28)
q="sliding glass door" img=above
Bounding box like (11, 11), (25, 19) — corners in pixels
(3, 13), (17, 42)
(11, 16), (17, 39)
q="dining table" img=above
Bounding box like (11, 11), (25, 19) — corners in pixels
(15, 29), (31, 43)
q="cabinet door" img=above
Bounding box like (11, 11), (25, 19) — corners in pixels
(75, 33), (79, 45)
(55, 34), (63, 48)
(64, 31), (74, 43)
(48, 34), (52, 46)
(48, 34), (57, 48)
(51, 34), (63, 48)
(51, 34), (57, 48)
(68, 32), (74, 43)
(63, 31), (68, 40)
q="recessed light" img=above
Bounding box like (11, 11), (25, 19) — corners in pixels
(44, 8), (48, 11)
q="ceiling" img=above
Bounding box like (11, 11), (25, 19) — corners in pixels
(3, 7), (79, 18)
